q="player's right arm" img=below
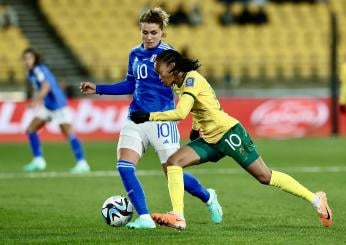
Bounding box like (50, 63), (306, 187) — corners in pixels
(80, 52), (136, 95)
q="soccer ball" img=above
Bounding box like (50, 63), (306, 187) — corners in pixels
(101, 196), (133, 227)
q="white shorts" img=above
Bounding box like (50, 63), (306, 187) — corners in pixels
(36, 106), (72, 125)
(117, 119), (180, 164)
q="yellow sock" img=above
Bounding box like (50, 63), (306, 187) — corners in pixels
(270, 170), (315, 203)
(167, 166), (184, 215)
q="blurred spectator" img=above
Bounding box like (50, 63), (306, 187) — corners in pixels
(236, 5), (252, 25)
(170, 3), (189, 26)
(188, 1), (203, 27)
(217, 0), (235, 5)
(250, 4), (268, 25)
(0, 5), (18, 29)
(219, 4), (235, 26)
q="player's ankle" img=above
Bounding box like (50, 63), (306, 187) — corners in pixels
(139, 214), (152, 220)
(311, 194), (320, 208)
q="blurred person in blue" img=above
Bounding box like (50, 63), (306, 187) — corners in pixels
(80, 7), (222, 229)
(22, 48), (90, 174)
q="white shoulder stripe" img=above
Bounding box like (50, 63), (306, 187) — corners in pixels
(159, 43), (171, 48)
(33, 67), (45, 82)
(158, 44), (171, 50)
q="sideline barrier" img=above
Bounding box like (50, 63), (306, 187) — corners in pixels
(0, 98), (345, 142)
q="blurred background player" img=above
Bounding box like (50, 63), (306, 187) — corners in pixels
(22, 48), (90, 174)
(80, 7), (222, 229)
(130, 50), (333, 230)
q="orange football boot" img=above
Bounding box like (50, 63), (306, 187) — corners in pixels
(152, 211), (186, 230)
(315, 192), (332, 228)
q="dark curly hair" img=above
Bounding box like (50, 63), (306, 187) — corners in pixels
(155, 49), (201, 73)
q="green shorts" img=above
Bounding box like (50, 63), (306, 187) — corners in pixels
(187, 123), (259, 168)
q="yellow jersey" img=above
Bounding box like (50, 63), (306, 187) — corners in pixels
(150, 70), (239, 143)
(340, 62), (346, 105)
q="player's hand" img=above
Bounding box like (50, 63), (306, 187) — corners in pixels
(340, 104), (346, 114)
(80, 81), (96, 94)
(189, 129), (200, 141)
(130, 111), (150, 124)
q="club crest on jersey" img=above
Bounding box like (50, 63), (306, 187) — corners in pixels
(186, 78), (195, 87)
(150, 54), (157, 62)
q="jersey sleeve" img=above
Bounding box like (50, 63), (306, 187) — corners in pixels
(33, 66), (47, 83)
(150, 94), (194, 121)
(181, 76), (202, 100)
(125, 51), (135, 83)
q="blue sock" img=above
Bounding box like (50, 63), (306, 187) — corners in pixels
(27, 132), (42, 157)
(117, 160), (149, 215)
(68, 135), (85, 161)
(184, 172), (210, 203)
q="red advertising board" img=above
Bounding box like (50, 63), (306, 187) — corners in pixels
(0, 98), (345, 142)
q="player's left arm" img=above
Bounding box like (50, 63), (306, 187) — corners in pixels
(150, 93), (194, 121)
(29, 81), (50, 107)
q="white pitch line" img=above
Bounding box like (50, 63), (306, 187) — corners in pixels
(0, 166), (346, 180)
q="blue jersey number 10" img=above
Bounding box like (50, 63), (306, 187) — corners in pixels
(136, 64), (148, 79)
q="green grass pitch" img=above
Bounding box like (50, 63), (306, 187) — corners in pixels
(0, 138), (346, 244)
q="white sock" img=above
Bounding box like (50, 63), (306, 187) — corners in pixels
(34, 156), (44, 162)
(172, 211), (184, 219)
(311, 194), (320, 208)
(206, 191), (213, 205)
(139, 214), (152, 220)
(77, 159), (87, 165)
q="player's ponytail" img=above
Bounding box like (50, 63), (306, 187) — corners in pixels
(156, 49), (201, 73)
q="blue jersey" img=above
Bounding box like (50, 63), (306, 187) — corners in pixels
(27, 64), (67, 110)
(126, 41), (175, 113)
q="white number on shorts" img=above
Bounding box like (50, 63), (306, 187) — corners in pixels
(225, 134), (242, 151)
(136, 64), (148, 79)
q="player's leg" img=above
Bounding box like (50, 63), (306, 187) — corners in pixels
(161, 163), (209, 203)
(220, 123), (332, 227)
(59, 123), (90, 173)
(151, 121), (214, 215)
(24, 117), (46, 172)
(55, 107), (89, 173)
(245, 157), (332, 227)
(153, 137), (223, 229)
(161, 163), (222, 224)
(116, 120), (155, 229)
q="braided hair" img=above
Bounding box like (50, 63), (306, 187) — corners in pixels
(155, 49), (200, 74)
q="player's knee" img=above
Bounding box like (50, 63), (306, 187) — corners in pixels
(26, 127), (35, 134)
(166, 155), (183, 167)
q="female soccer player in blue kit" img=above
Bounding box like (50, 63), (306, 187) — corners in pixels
(80, 7), (222, 229)
(22, 48), (90, 174)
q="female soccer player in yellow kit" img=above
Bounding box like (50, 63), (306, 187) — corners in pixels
(130, 49), (333, 230)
